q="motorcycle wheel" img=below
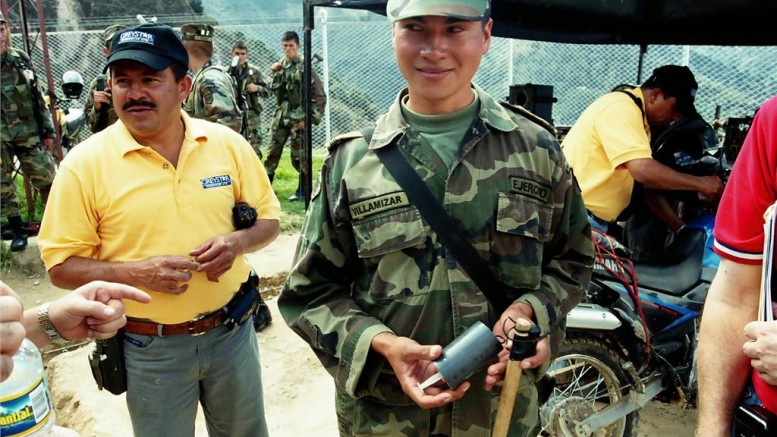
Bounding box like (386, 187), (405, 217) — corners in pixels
(539, 337), (639, 437)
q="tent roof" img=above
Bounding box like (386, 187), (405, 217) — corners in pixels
(310, 0), (777, 46)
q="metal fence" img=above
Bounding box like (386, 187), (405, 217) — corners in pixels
(17, 8), (777, 150)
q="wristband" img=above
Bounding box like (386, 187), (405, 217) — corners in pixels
(37, 302), (63, 341)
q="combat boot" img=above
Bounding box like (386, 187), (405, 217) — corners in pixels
(7, 215), (28, 252)
(253, 298), (272, 332)
(288, 176), (302, 202)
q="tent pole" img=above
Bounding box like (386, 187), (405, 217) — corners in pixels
(636, 44), (647, 83)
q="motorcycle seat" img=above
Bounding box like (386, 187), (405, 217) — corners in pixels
(632, 229), (706, 296)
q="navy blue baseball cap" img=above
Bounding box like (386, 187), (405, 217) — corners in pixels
(104, 23), (189, 72)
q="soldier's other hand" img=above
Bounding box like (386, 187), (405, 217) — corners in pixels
(93, 90), (111, 109)
(130, 256), (199, 295)
(270, 62), (282, 72)
(371, 332), (470, 409)
(246, 83), (260, 93)
(43, 138), (54, 152)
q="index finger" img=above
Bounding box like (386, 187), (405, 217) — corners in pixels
(92, 282), (151, 304)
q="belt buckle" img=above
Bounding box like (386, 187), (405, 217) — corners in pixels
(188, 313), (210, 336)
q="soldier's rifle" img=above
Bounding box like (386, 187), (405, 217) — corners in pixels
(228, 56), (249, 140)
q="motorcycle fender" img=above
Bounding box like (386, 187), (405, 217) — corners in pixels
(566, 303), (622, 330)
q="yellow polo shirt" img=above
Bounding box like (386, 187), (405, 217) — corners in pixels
(39, 111), (281, 323)
(561, 88), (653, 222)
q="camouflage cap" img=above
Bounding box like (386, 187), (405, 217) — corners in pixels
(0, 11), (5, 24)
(180, 23), (214, 43)
(386, 0), (490, 22)
(102, 24), (126, 43)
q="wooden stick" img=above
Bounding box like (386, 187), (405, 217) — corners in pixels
(492, 318), (534, 437)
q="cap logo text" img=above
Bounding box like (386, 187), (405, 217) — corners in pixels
(118, 31), (155, 46)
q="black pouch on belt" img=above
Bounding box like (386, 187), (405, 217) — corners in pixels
(222, 274), (261, 330)
(88, 334), (127, 395)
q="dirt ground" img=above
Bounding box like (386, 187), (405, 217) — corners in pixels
(1, 237), (697, 436)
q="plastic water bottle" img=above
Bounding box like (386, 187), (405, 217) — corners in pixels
(0, 338), (55, 437)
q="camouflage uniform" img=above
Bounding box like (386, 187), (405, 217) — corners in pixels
(279, 86), (594, 436)
(183, 59), (243, 133)
(265, 54), (326, 179)
(1, 46), (56, 219)
(83, 24), (125, 133)
(83, 74), (117, 133)
(234, 61), (269, 157)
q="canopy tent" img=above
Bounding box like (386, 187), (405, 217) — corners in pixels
(308, 0), (777, 46)
(298, 0), (777, 206)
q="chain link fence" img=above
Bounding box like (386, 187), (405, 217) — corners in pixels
(16, 8), (777, 150)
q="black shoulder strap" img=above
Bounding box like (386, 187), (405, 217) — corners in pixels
(615, 89), (645, 118)
(367, 129), (512, 314)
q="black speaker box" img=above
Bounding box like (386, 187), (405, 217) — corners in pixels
(508, 84), (556, 124)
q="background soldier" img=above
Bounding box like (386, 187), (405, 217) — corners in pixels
(230, 40), (269, 159)
(83, 24), (125, 133)
(181, 23), (242, 132)
(182, 23), (272, 332)
(266, 30), (326, 201)
(0, 12), (56, 252)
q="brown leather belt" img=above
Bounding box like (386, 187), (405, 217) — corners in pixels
(124, 310), (225, 337)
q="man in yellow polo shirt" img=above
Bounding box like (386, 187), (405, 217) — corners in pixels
(37, 24), (279, 437)
(562, 65), (723, 232)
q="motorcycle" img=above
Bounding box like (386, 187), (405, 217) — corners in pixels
(539, 147), (728, 436)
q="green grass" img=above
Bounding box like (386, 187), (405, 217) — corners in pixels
(271, 148), (326, 233)
(3, 148), (322, 237)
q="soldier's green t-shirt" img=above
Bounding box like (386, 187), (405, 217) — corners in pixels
(400, 91), (479, 170)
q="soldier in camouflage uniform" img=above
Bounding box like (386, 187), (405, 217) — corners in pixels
(0, 12), (57, 252)
(181, 23), (242, 133)
(231, 40), (269, 159)
(266, 30), (326, 200)
(278, 1), (594, 436)
(83, 24), (125, 133)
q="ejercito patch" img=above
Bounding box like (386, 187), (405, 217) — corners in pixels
(349, 192), (410, 220)
(510, 177), (551, 202)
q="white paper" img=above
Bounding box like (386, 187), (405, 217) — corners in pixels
(759, 202), (777, 322)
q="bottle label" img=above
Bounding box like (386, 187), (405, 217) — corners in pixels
(0, 376), (54, 437)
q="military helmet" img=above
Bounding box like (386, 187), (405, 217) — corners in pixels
(61, 70), (84, 100)
(180, 23), (214, 43)
(102, 24), (126, 44)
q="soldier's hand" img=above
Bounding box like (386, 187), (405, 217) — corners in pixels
(93, 90), (111, 109)
(129, 256), (199, 294)
(371, 332), (470, 409)
(246, 83), (260, 93)
(485, 303), (548, 391)
(42, 138), (54, 152)
(270, 62), (282, 72)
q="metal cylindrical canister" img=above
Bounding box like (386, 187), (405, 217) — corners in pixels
(434, 321), (502, 389)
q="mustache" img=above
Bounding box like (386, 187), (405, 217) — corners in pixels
(122, 100), (157, 110)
